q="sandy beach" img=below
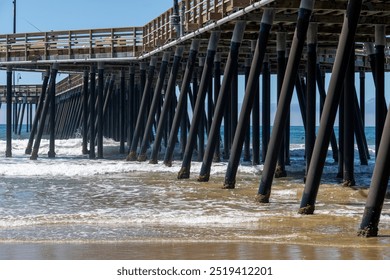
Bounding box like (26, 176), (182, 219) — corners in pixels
(1, 238), (390, 260)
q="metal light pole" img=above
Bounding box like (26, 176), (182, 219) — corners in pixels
(13, 0), (17, 33)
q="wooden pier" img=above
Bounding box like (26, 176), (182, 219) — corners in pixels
(1, 0), (389, 237)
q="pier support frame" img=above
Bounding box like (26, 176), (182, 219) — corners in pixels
(338, 82), (344, 178)
(275, 32), (287, 178)
(299, 0), (363, 214)
(89, 66), (96, 159)
(358, 104), (390, 237)
(82, 70), (89, 155)
(197, 22), (247, 182)
(97, 62), (104, 159)
(138, 52), (171, 161)
(119, 69), (126, 154)
(343, 49), (355, 186)
(150, 46), (184, 164)
(24, 69), (49, 155)
(6, 66), (13, 158)
(128, 65), (136, 148)
(30, 63), (59, 160)
(48, 65), (57, 158)
(163, 40), (200, 166)
(359, 70), (365, 127)
(178, 31), (221, 179)
(374, 25), (386, 157)
(213, 54), (222, 163)
(305, 23), (317, 174)
(251, 50), (260, 165)
(223, 9), (274, 188)
(256, 0), (315, 203)
(127, 58), (157, 161)
(262, 57), (271, 162)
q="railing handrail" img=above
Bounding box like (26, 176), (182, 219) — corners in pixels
(0, 0), (244, 61)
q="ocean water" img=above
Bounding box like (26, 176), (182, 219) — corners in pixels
(1, 125), (390, 259)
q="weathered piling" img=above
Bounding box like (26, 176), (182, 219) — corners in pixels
(30, 63), (59, 160)
(374, 25), (386, 158)
(127, 57), (157, 161)
(82, 70), (89, 155)
(343, 49), (355, 186)
(230, 64), (238, 153)
(138, 52), (171, 161)
(163, 40), (199, 167)
(305, 23), (317, 174)
(197, 57), (206, 162)
(97, 62), (104, 159)
(223, 9), (274, 189)
(17, 100), (26, 136)
(89, 66), (96, 159)
(251, 49), (260, 165)
(178, 31), (221, 179)
(256, 0), (315, 203)
(150, 46), (184, 164)
(48, 66), (57, 158)
(274, 31), (287, 178)
(261, 56), (271, 163)
(25, 70), (49, 155)
(127, 65), (136, 149)
(119, 69), (126, 154)
(359, 70), (365, 127)
(213, 54), (222, 163)
(6, 66), (12, 158)
(299, 0), (363, 214)
(358, 102), (390, 237)
(197, 22), (247, 182)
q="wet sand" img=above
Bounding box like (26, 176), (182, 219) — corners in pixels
(1, 239), (390, 260)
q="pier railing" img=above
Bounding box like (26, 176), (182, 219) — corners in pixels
(0, 0), (254, 62)
(0, 84), (40, 103)
(0, 27), (143, 62)
(142, 0), (254, 51)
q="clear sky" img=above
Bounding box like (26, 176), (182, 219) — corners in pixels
(0, 0), (174, 33)
(0, 0), (388, 126)
(0, 0), (174, 84)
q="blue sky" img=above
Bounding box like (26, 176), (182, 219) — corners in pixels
(0, 0), (173, 33)
(0, 0), (173, 84)
(0, 0), (388, 126)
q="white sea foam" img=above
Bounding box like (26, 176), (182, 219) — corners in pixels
(0, 138), (266, 177)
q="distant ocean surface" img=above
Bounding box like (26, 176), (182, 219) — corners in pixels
(1, 124), (389, 260)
